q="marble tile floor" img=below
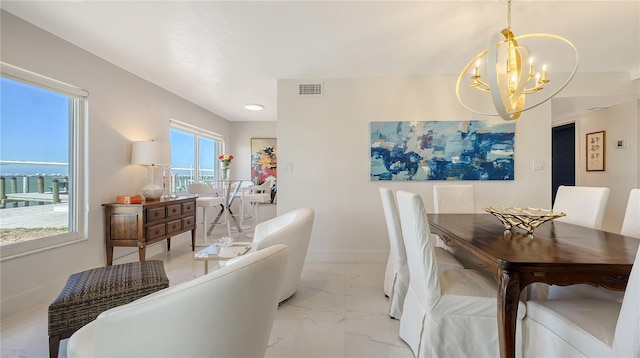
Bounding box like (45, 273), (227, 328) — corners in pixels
(1, 204), (413, 358)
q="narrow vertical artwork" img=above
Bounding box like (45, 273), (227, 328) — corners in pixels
(370, 120), (515, 181)
(251, 138), (277, 184)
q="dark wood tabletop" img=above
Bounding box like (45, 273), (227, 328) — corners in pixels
(427, 213), (638, 358)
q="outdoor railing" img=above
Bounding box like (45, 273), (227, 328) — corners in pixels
(0, 175), (69, 208)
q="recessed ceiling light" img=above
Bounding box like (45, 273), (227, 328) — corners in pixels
(244, 104), (264, 111)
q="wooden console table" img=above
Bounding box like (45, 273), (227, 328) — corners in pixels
(104, 197), (196, 265)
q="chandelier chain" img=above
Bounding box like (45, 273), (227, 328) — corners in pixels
(507, 0), (512, 30)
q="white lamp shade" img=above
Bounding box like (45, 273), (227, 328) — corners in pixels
(131, 141), (171, 166)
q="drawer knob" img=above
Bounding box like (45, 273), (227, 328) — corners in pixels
(155, 229), (160, 235)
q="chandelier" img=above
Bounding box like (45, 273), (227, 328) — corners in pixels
(456, 0), (579, 121)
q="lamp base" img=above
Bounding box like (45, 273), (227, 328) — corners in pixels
(141, 165), (165, 201)
(142, 187), (164, 201)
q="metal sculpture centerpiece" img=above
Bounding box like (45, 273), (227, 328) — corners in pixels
(483, 206), (566, 235)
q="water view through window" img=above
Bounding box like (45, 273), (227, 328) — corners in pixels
(0, 77), (71, 245)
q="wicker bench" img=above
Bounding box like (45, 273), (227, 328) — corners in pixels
(48, 260), (169, 358)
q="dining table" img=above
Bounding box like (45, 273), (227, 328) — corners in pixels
(427, 213), (639, 358)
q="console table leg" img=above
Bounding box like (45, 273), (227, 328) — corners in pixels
(106, 242), (114, 266)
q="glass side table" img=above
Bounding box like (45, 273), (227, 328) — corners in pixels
(194, 242), (252, 274)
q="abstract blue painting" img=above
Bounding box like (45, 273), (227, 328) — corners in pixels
(370, 121), (515, 181)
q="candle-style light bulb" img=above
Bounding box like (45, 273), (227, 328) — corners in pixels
(474, 60), (481, 77)
(541, 63), (548, 82)
(528, 57), (534, 76)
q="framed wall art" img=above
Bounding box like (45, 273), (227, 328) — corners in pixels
(586, 130), (605, 171)
(370, 120), (515, 181)
(251, 138), (277, 184)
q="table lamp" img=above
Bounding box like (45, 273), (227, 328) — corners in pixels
(131, 140), (171, 201)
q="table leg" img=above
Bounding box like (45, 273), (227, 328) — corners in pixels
(498, 269), (521, 358)
(204, 261), (209, 275)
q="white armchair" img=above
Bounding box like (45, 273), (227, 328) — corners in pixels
(252, 207), (314, 303)
(379, 187), (463, 319)
(395, 190), (525, 357)
(523, 243), (640, 357)
(67, 245), (289, 358)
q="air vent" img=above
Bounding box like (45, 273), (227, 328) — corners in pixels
(299, 83), (323, 96)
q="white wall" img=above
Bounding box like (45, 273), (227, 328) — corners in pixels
(277, 76), (554, 262)
(229, 121), (277, 181)
(277, 75), (639, 262)
(0, 11), (234, 317)
(576, 100), (639, 232)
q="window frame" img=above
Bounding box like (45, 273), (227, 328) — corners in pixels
(0, 62), (88, 261)
(169, 119), (224, 193)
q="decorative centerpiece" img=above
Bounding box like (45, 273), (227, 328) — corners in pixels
(218, 154), (234, 181)
(483, 207), (566, 234)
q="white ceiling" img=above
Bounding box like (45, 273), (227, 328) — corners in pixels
(2, 1), (639, 122)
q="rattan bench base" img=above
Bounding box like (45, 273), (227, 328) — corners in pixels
(48, 260), (169, 358)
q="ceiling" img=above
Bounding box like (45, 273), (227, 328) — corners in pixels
(2, 1), (639, 122)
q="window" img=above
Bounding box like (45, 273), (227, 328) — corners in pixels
(170, 120), (223, 193)
(0, 63), (88, 259)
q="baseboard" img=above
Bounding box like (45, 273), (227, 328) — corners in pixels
(306, 249), (388, 262)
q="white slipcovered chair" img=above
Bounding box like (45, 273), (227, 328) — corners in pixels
(523, 243), (640, 358)
(552, 185), (610, 229)
(548, 185), (612, 300)
(67, 244), (289, 358)
(395, 190), (525, 357)
(621, 188), (640, 238)
(187, 183), (224, 243)
(379, 187), (463, 319)
(548, 188), (640, 302)
(251, 207), (314, 303)
(432, 184), (475, 213)
(432, 184), (476, 252)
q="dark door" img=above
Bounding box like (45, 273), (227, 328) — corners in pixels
(552, 123), (576, 204)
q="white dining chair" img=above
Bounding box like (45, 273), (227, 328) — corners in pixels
(187, 183), (224, 244)
(432, 184), (475, 213)
(621, 188), (640, 238)
(242, 180), (273, 228)
(548, 188), (640, 302)
(552, 185), (610, 229)
(395, 190), (525, 357)
(548, 185), (612, 300)
(432, 184), (476, 252)
(380, 188), (463, 319)
(523, 243), (640, 358)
